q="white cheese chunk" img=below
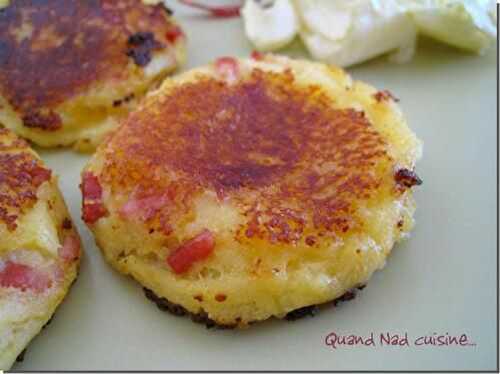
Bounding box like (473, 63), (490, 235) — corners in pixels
(296, 0), (417, 67)
(241, 0), (300, 51)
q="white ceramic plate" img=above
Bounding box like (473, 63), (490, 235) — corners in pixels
(13, 2), (498, 371)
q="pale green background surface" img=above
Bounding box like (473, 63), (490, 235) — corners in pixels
(14, 2), (497, 371)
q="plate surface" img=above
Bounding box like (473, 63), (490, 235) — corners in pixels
(13, 2), (497, 371)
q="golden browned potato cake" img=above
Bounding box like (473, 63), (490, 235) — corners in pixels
(0, 0), (186, 151)
(82, 55), (422, 328)
(0, 126), (81, 369)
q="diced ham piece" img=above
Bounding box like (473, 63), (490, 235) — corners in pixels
(120, 192), (169, 222)
(165, 26), (184, 43)
(30, 165), (52, 187)
(251, 51), (264, 61)
(167, 229), (215, 274)
(0, 261), (52, 293)
(215, 57), (239, 84)
(81, 172), (102, 200)
(82, 203), (107, 225)
(81, 172), (107, 224)
(59, 234), (81, 263)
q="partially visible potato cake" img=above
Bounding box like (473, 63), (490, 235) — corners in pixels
(82, 55), (422, 328)
(0, 0), (186, 151)
(0, 126), (80, 369)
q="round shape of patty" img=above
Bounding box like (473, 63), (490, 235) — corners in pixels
(82, 55), (422, 327)
(0, 0), (186, 151)
(0, 126), (81, 369)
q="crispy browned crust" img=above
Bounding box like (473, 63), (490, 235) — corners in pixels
(15, 348), (26, 363)
(143, 286), (366, 328)
(101, 69), (401, 244)
(0, 0), (179, 127)
(143, 288), (231, 329)
(395, 168), (423, 189)
(21, 110), (62, 132)
(0, 126), (52, 230)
